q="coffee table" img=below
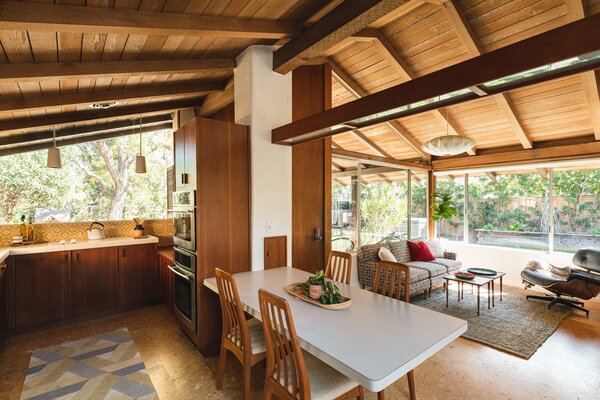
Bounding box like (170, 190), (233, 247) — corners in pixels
(443, 271), (505, 315)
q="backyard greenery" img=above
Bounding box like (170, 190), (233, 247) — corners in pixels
(0, 130), (172, 224)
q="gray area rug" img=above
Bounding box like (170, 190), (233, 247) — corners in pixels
(413, 284), (572, 359)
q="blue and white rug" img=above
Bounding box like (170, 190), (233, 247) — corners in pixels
(21, 328), (158, 399)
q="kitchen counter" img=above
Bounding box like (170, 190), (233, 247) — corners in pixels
(0, 236), (159, 261)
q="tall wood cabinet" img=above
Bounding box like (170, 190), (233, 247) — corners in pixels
(173, 116), (250, 355)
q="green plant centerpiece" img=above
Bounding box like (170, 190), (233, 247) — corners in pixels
(430, 192), (457, 221)
(300, 270), (344, 305)
(133, 217), (145, 237)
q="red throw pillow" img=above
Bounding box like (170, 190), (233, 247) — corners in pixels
(407, 241), (435, 262)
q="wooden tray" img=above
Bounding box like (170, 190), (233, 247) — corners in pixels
(286, 283), (352, 311)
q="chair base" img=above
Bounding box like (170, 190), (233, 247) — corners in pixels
(526, 294), (589, 316)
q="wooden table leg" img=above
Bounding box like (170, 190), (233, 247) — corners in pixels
(458, 281), (460, 302)
(492, 280), (495, 307)
(461, 281), (464, 299)
(477, 286), (480, 316)
(487, 282), (491, 309)
(446, 280), (449, 308)
(500, 276), (503, 301)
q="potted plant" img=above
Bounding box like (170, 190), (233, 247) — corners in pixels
(430, 192), (457, 221)
(133, 218), (145, 238)
(300, 270), (344, 304)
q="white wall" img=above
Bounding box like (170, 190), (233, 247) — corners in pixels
(235, 46), (292, 270)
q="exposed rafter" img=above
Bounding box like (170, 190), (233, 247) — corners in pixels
(333, 166), (401, 178)
(537, 168), (549, 180)
(196, 78), (234, 117)
(351, 28), (476, 155)
(329, 59), (431, 161)
(0, 82), (224, 114)
(564, 0), (600, 140)
(443, 0), (533, 149)
(0, 2), (301, 39)
(486, 172), (498, 183)
(273, 0), (411, 74)
(0, 59), (235, 84)
(0, 99), (200, 134)
(332, 148), (431, 170)
(349, 130), (394, 158)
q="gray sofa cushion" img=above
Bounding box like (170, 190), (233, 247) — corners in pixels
(405, 261), (447, 278)
(431, 258), (462, 272)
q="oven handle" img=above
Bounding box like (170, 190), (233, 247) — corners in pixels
(167, 264), (194, 282)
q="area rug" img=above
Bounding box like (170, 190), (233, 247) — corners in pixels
(20, 328), (158, 400)
(413, 285), (572, 359)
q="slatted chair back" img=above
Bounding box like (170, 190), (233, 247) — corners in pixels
(325, 251), (352, 285)
(372, 261), (411, 302)
(258, 289), (310, 400)
(215, 268), (249, 353)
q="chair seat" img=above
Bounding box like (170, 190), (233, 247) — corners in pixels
(277, 351), (358, 400)
(227, 318), (266, 355)
(521, 267), (567, 287)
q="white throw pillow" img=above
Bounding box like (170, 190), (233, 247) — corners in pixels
(423, 240), (444, 258)
(378, 247), (397, 262)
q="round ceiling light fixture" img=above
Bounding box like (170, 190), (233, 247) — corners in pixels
(89, 102), (118, 110)
(422, 108), (475, 156)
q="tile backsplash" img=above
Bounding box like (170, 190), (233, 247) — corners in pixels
(0, 219), (173, 247)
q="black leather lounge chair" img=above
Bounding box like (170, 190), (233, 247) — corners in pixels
(521, 248), (600, 316)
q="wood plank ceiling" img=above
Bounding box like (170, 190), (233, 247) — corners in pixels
(1, 0), (599, 181)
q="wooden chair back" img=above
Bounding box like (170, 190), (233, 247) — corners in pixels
(325, 251), (352, 285)
(215, 268), (249, 353)
(258, 289), (310, 400)
(372, 261), (411, 302)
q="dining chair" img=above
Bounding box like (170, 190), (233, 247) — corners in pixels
(258, 288), (365, 400)
(325, 251), (352, 285)
(372, 261), (416, 400)
(215, 268), (266, 400)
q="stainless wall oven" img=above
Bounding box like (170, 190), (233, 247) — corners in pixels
(172, 190), (196, 252)
(169, 247), (197, 333)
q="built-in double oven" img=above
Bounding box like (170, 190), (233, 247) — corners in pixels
(170, 190), (197, 333)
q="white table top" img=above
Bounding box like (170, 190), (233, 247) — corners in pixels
(204, 267), (467, 392)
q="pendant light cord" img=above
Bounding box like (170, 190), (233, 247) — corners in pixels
(53, 127), (57, 147)
(139, 115), (143, 156)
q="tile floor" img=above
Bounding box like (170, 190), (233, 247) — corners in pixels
(0, 293), (599, 400)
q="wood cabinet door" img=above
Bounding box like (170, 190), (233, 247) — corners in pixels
(14, 252), (70, 328)
(158, 255), (173, 309)
(0, 260), (7, 339)
(71, 248), (116, 317)
(117, 244), (157, 307)
(174, 126), (186, 189)
(184, 121), (197, 187)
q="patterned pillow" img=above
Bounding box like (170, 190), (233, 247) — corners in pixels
(389, 241), (411, 264)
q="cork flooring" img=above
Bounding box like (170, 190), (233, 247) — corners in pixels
(1, 296), (599, 400)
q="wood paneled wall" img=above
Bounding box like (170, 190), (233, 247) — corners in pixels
(291, 65), (332, 273)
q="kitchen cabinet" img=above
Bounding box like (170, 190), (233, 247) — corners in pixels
(14, 252), (70, 328)
(70, 248), (116, 317)
(117, 244), (157, 307)
(0, 259), (7, 341)
(174, 120), (197, 189)
(158, 253), (173, 310)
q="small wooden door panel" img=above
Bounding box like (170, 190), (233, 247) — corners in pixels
(264, 236), (287, 269)
(71, 247), (116, 317)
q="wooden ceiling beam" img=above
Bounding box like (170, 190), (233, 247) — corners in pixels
(272, 14), (600, 145)
(273, 0), (411, 74)
(443, 0), (532, 149)
(333, 166), (402, 178)
(0, 115), (172, 147)
(196, 78), (234, 117)
(0, 81), (224, 115)
(0, 59), (235, 84)
(432, 141), (600, 171)
(485, 172), (497, 183)
(0, 2), (301, 39)
(349, 129), (394, 158)
(367, 0), (425, 28)
(332, 148), (431, 170)
(329, 59), (431, 161)
(0, 99), (200, 134)
(537, 168), (549, 180)
(565, 0), (600, 140)
(0, 123), (173, 158)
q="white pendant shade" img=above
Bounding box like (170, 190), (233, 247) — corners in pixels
(47, 146), (62, 168)
(422, 135), (475, 156)
(135, 155), (147, 173)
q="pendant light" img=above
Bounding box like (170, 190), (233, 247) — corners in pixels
(422, 108), (475, 156)
(135, 115), (147, 173)
(47, 127), (62, 168)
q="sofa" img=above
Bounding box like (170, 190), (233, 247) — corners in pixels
(357, 240), (462, 297)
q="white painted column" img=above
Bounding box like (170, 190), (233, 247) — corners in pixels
(235, 45), (292, 270)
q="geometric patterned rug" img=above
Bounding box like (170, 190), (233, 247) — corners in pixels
(20, 328), (158, 399)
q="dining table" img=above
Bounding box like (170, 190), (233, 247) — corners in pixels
(203, 267), (467, 393)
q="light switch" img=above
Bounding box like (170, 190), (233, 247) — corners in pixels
(266, 222), (273, 233)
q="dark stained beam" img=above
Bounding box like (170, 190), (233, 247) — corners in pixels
(0, 123), (173, 157)
(0, 115), (172, 147)
(0, 99), (200, 134)
(0, 59), (235, 84)
(272, 14), (600, 144)
(0, 2), (301, 39)
(273, 0), (410, 74)
(0, 82), (224, 114)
